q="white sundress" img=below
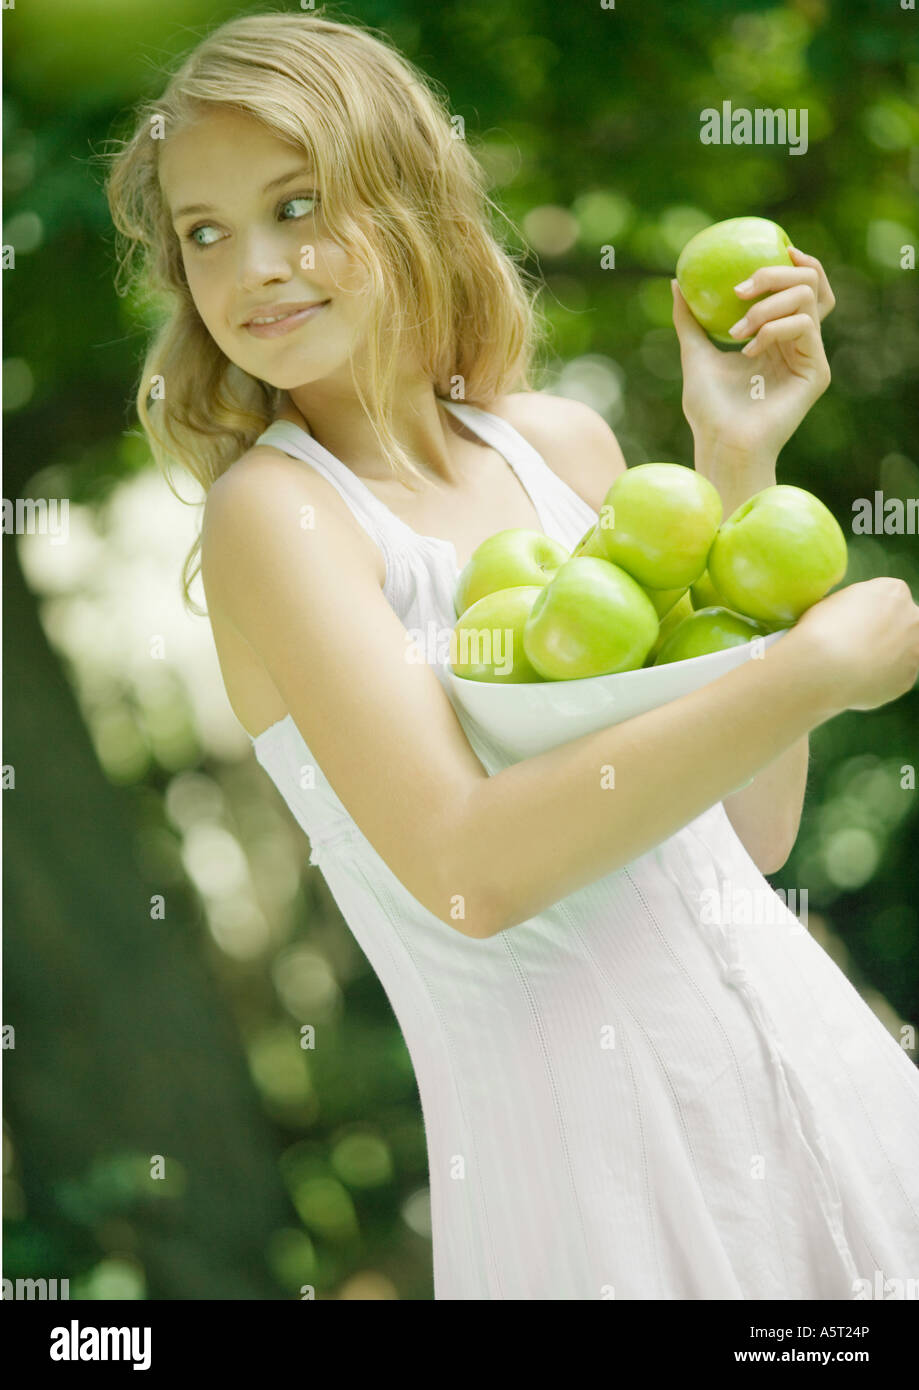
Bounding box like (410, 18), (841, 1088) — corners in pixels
(247, 397), (919, 1300)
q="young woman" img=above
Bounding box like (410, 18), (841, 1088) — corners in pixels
(104, 10), (919, 1299)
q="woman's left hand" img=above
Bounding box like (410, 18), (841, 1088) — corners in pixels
(672, 246), (835, 463)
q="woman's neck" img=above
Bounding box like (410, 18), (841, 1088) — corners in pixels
(278, 382), (465, 485)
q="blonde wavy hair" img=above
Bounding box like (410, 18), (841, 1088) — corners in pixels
(102, 5), (548, 614)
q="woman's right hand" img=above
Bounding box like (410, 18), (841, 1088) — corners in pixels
(789, 577), (919, 712)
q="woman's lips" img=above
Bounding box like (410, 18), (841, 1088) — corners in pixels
(245, 301), (330, 338)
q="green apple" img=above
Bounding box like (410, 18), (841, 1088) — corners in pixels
(574, 522), (687, 616)
(450, 586), (546, 682)
(676, 216), (794, 344)
(690, 567), (726, 610)
(571, 522), (607, 560)
(645, 591), (695, 664)
(454, 528), (569, 617)
(522, 556), (659, 680)
(588, 463), (723, 590)
(642, 584), (689, 619)
(654, 606), (766, 665)
(707, 485), (848, 624)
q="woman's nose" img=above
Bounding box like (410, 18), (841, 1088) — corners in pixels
(235, 231), (295, 288)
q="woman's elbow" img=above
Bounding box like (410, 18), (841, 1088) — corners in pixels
(756, 834), (795, 876)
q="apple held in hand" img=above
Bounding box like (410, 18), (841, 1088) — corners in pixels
(454, 528), (569, 617)
(587, 463), (723, 590)
(653, 606), (766, 665)
(450, 586), (546, 683)
(708, 485), (848, 625)
(523, 556), (659, 680)
(676, 216), (794, 344)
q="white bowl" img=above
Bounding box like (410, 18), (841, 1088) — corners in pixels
(448, 629), (790, 762)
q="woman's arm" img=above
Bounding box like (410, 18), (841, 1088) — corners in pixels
(455, 564), (919, 936)
(452, 622), (839, 933)
(502, 393), (809, 873)
(691, 440), (806, 873)
(673, 246), (839, 874)
(499, 392), (809, 876)
(207, 427), (915, 944)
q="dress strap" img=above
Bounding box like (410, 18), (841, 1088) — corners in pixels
(255, 420), (400, 539)
(440, 398), (598, 540)
(255, 397), (598, 588)
(254, 420), (405, 600)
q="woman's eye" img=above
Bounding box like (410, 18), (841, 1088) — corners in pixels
(187, 225), (221, 248)
(282, 194), (319, 219)
(184, 194), (319, 250)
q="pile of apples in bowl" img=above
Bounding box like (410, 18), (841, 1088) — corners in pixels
(446, 464), (848, 761)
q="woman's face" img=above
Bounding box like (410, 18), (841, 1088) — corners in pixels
(159, 108), (371, 391)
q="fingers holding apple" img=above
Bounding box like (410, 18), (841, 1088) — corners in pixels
(675, 216), (794, 346)
(733, 261), (822, 313)
(739, 310), (830, 391)
(786, 246), (836, 320)
(730, 282), (821, 352)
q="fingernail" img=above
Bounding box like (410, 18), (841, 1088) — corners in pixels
(733, 278), (754, 294)
(670, 278), (677, 293)
(728, 316), (749, 338)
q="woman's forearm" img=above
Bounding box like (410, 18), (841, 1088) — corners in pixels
(692, 437), (777, 523)
(693, 439), (810, 871)
(452, 629), (839, 935)
(722, 736), (810, 874)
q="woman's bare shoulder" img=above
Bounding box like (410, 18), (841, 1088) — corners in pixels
(202, 443), (386, 595)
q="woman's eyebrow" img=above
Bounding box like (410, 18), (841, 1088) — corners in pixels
(171, 167), (314, 221)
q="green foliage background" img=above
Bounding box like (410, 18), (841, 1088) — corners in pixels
(3, 0), (918, 1299)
